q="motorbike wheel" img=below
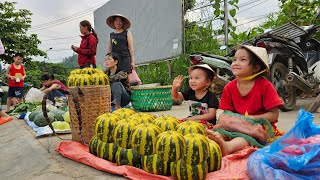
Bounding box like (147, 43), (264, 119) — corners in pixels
(271, 62), (297, 112)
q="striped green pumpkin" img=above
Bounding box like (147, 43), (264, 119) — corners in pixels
(156, 131), (186, 162)
(130, 123), (162, 155)
(89, 135), (99, 155)
(96, 140), (119, 162)
(115, 148), (141, 167)
(141, 154), (170, 176)
(91, 73), (110, 85)
(171, 159), (208, 180)
(81, 67), (96, 75)
(74, 74), (93, 86)
(207, 139), (222, 172)
(154, 116), (180, 131)
(95, 69), (105, 74)
(67, 75), (77, 87)
(130, 113), (155, 124)
(176, 121), (205, 135)
(70, 69), (82, 75)
(94, 114), (120, 143)
(113, 119), (139, 148)
(112, 108), (136, 119)
(183, 133), (210, 165)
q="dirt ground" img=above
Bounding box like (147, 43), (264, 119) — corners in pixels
(0, 98), (319, 180)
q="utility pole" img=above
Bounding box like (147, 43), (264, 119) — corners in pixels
(224, 0), (228, 54)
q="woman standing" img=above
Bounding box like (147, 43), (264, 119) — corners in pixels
(71, 20), (98, 69)
(106, 14), (135, 73)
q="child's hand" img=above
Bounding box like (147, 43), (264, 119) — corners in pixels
(172, 75), (184, 89)
(10, 76), (16, 80)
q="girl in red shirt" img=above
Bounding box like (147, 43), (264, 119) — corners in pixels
(206, 45), (283, 156)
(6, 53), (26, 112)
(71, 20), (98, 69)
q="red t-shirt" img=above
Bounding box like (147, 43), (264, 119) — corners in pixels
(219, 77), (284, 128)
(77, 34), (97, 66)
(8, 63), (25, 87)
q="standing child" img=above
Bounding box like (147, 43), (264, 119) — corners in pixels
(6, 53), (26, 112)
(172, 64), (219, 126)
(206, 45), (284, 156)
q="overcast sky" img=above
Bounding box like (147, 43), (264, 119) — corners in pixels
(4, 0), (279, 63)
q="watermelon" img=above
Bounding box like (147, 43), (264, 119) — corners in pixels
(33, 112), (55, 127)
(29, 110), (42, 121)
(50, 109), (66, 121)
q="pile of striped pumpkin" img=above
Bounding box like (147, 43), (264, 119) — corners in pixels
(67, 67), (110, 87)
(89, 109), (222, 180)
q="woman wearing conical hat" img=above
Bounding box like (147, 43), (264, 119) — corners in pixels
(106, 14), (134, 74)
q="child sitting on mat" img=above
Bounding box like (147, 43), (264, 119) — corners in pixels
(172, 64), (219, 127)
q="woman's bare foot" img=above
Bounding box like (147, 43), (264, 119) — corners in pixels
(205, 129), (229, 156)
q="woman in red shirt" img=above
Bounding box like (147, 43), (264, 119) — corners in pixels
(71, 20), (98, 69)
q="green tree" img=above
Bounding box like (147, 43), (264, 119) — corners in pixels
(0, 1), (45, 64)
(61, 53), (78, 69)
(24, 61), (71, 88)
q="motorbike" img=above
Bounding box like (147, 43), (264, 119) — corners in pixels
(189, 51), (235, 96)
(249, 15), (320, 111)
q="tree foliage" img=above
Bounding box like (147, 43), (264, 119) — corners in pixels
(61, 53), (79, 69)
(24, 61), (71, 88)
(0, 1), (45, 64)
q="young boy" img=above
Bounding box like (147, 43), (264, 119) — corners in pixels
(172, 64), (219, 126)
(6, 53), (26, 112)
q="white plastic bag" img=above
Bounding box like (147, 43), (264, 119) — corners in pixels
(25, 88), (45, 102)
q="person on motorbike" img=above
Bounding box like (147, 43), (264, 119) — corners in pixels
(206, 45), (284, 156)
(172, 64), (219, 128)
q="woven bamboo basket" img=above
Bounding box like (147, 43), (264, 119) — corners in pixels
(131, 85), (172, 112)
(68, 85), (111, 144)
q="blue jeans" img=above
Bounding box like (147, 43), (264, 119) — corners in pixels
(110, 82), (130, 107)
(47, 90), (65, 102)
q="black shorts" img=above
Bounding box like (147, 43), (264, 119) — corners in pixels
(8, 87), (24, 98)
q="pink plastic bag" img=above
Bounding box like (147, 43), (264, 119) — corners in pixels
(128, 69), (142, 86)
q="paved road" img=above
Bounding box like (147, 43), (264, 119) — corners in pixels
(0, 98), (319, 180)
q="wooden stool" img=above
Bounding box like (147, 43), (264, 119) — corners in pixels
(307, 93), (320, 113)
